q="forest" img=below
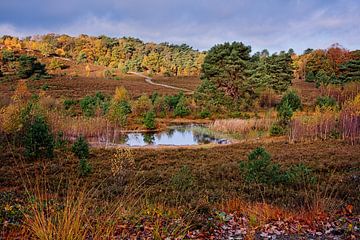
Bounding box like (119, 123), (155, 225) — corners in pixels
(0, 34), (359, 239)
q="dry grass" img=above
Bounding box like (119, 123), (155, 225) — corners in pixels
(210, 115), (274, 136)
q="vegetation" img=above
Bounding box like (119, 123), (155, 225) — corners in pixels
(0, 35), (360, 239)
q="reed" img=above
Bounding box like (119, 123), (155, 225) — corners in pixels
(210, 116), (274, 136)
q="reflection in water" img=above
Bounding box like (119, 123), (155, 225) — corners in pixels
(143, 133), (155, 145)
(92, 124), (229, 147)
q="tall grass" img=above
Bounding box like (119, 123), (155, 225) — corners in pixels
(209, 114), (274, 138)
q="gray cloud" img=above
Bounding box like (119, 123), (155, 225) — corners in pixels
(0, 0), (359, 53)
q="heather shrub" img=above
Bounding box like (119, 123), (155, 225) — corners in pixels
(171, 165), (194, 191)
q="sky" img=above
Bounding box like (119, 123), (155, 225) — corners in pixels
(0, 0), (359, 53)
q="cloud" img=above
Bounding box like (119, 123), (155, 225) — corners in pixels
(0, 0), (359, 53)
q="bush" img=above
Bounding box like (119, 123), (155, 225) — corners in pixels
(80, 92), (109, 117)
(1, 49), (16, 63)
(239, 147), (282, 185)
(285, 163), (317, 185)
(269, 123), (285, 136)
(164, 92), (184, 111)
(240, 147), (316, 186)
(17, 55), (47, 79)
(71, 135), (89, 160)
(24, 115), (54, 159)
(171, 166), (194, 191)
(199, 109), (211, 119)
(63, 99), (77, 110)
(107, 100), (132, 127)
(277, 100), (293, 125)
(278, 91), (301, 112)
(132, 94), (152, 117)
(174, 97), (191, 117)
(79, 159), (91, 176)
(143, 111), (156, 129)
(316, 96), (338, 109)
(47, 59), (67, 70)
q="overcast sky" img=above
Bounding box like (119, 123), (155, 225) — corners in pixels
(0, 0), (359, 53)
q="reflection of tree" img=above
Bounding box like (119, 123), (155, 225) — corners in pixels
(193, 132), (216, 144)
(143, 133), (155, 145)
(166, 128), (175, 138)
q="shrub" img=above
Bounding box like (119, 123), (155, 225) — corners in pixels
(47, 59), (67, 70)
(199, 109), (211, 119)
(71, 135), (89, 160)
(79, 92), (109, 117)
(143, 111), (156, 129)
(171, 166), (194, 191)
(132, 94), (152, 117)
(54, 131), (67, 149)
(315, 96), (338, 109)
(174, 97), (191, 117)
(17, 55), (47, 79)
(239, 147), (282, 185)
(277, 100), (293, 126)
(278, 91), (301, 112)
(1, 49), (16, 63)
(79, 159), (91, 176)
(24, 115), (54, 159)
(285, 163), (317, 186)
(63, 99), (77, 110)
(164, 92), (184, 111)
(269, 123), (285, 136)
(107, 100), (131, 127)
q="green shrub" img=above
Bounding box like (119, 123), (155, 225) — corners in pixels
(80, 92), (109, 117)
(164, 92), (184, 111)
(278, 91), (301, 112)
(54, 131), (67, 150)
(41, 84), (49, 91)
(269, 123), (285, 136)
(17, 55), (47, 79)
(199, 109), (211, 119)
(277, 100), (293, 125)
(1, 49), (16, 63)
(174, 97), (191, 117)
(24, 115), (54, 159)
(71, 135), (89, 160)
(143, 111), (156, 129)
(171, 166), (194, 191)
(79, 158), (92, 176)
(315, 96), (338, 109)
(63, 99), (77, 110)
(285, 163), (317, 186)
(239, 147), (282, 185)
(108, 100), (132, 127)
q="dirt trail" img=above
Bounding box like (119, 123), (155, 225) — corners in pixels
(129, 72), (194, 94)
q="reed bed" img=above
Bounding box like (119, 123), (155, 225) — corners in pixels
(210, 116), (274, 135)
(48, 112), (112, 139)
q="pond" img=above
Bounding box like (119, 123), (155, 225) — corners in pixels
(90, 124), (230, 147)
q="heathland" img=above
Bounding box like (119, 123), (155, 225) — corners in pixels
(0, 35), (359, 239)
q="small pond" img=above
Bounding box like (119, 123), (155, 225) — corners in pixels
(90, 124), (230, 147)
